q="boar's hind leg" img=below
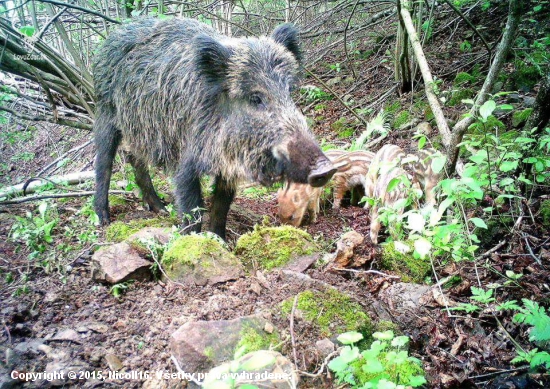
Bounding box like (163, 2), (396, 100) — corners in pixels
(174, 159), (204, 234)
(94, 117), (121, 225)
(126, 153), (166, 213)
(209, 175), (236, 240)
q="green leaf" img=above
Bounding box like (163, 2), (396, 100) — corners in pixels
(239, 351), (276, 371)
(19, 26), (35, 37)
(391, 335), (409, 348)
(498, 104), (514, 110)
(431, 155), (447, 174)
(340, 346), (360, 363)
(418, 136), (426, 149)
(362, 358), (384, 374)
(409, 375), (428, 387)
(386, 177), (401, 193)
(328, 356), (347, 372)
(469, 217), (488, 229)
(373, 330), (394, 341)
(499, 160), (518, 172)
(337, 331), (364, 345)
(479, 100), (496, 121)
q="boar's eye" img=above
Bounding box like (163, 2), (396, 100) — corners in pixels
(249, 94), (265, 108)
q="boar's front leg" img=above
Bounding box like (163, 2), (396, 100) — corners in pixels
(174, 157), (204, 234)
(209, 175), (236, 240)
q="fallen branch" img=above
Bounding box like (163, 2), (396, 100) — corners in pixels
(333, 267), (400, 279)
(0, 171), (95, 200)
(0, 190), (130, 205)
(37, 140), (93, 176)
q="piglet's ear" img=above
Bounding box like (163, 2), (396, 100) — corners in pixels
(194, 34), (232, 83)
(271, 23), (302, 64)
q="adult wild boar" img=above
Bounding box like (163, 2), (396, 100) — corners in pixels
(93, 18), (335, 239)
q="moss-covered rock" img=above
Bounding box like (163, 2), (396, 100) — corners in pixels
(448, 88), (474, 107)
(235, 325), (281, 355)
(380, 241), (431, 283)
(162, 234), (243, 286)
(280, 289), (372, 338)
(105, 217), (177, 242)
(540, 200), (550, 229)
(108, 195), (127, 206)
(235, 225), (317, 271)
(512, 108), (533, 128)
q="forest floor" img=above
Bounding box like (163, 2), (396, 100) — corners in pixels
(1, 6), (550, 388)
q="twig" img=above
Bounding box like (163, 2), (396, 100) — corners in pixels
(343, 0), (360, 80)
(304, 68), (368, 128)
(0, 105), (92, 131)
(468, 366), (529, 380)
(37, 140), (93, 176)
(0, 190), (130, 205)
(332, 267), (400, 279)
(298, 350), (340, 378)
(34, 0), (120, 24)
(523, 235), (542, 266)
(290, 295), (299, 369)
(476, 240), (506, 260)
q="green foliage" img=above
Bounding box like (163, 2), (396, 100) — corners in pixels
(241, 184), (280, 200)
(453, 72), (475, 86)
(280, 290), (372, 338)
(392, 111), (411, 129)
(105, 217), (177, 242)
(460, 40), (472, 52)
(512, 108), (533, 128)
(10, 202), (58, 259)
(349, 110), (391, 151)
(110, 280), (133, 298)
(328, 331), (426, 388)
(540, 200), (550, 228)
(447, 88), (474, 107)
(499, 299), (550, 370)
(300, 85), (332, 103)
(380, 241), (431, 283)
(235, 326), (281, 355)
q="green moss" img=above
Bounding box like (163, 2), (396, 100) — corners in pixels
(380, 241), (431, 283)
(374, 320), (400, 334)
(314, 104), (327, 111)
(108, 195), (127, 206)
(453, 72), (474, 86)
(448, 88), (474, 107)
(236, 326), (281, 355)
(512, 108), (533, 128)
(105, 217), (176, 242)
(204, 347), (214, 361)
(540, 200), (550, 229)
(280, 289), (372, 338)
(385, 101), (402, 114)
(349, 350), (425, 387)
(235, 225), (317, 271)
(512, 61), (539, 91)
(393, 110), (411, 129)
(163, 235), (225, 267)
(337, 127), (355, 139)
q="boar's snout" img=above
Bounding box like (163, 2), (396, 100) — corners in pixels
(308, 158), (336, 187)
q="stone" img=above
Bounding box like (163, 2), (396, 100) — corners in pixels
(283, 253), (321, 273)
(51, 329), (81, 344)
(163, 234), (244, 286)
(315, 338), (335, 357)
(127, 227), (172, 245)
(170, 315), (274, 374)
(414, 121), (433, 135)
(91, 242), (153, 284)
(331, 230), (364, 267)
(202, 350), (298, 389)
(105, 354), (123, 371)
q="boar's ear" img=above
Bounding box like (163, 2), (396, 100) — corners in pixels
(194, 34), (232, 84)
(271, 23), (302, 64)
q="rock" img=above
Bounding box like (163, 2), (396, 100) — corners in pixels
(105, 354), (123, 371)
(170, 315), (276, 374)
(91, 242), (153, 284)
(235, 225), (318, 271)
(327, 76), (342, 86)
(127, 227), (172, 245)
(87, 323), (109, 333)
(51, 329), (81, 344)
(162, 234), (244, 286)
(14, 338), (44, 353)
(315, 338), (335, 356)
(202, 350), (299, 389)
(143, 375), (186, 389)
(414, 121), (433, 136)
(491, 81), (504, 94)
(331, 230), (364, 267)
(523, 96), (536, 107)
(378, 282), (432, 328)
(283, 253), (321, 273)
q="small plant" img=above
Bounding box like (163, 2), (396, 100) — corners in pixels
(328, 330), (426, 388)
(300, 85), (332, 103)
(110, 280), (134, 298)
(329, 62), (341, 73)
(499, 299), (550, 370)
(10, 202), (58, 258)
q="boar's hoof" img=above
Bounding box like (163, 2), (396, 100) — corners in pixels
(308, 165), (337, 187)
